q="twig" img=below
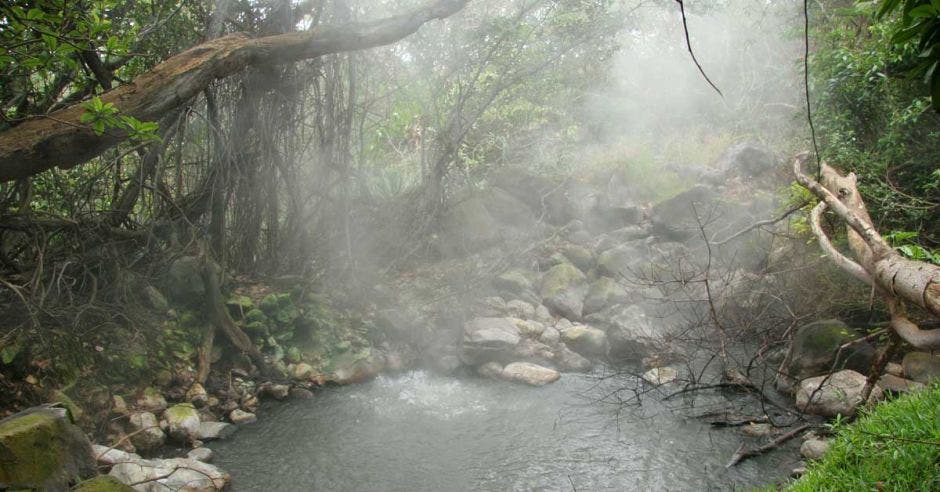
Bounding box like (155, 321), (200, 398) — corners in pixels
(726, 423), (813, 467)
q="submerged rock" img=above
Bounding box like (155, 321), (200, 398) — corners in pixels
(197, 421), (237, 441)
(795, 370), (883, 417)
(642, 366), (679, 385)
(110, 457), (229, 491)
(0, 408), (97, 490)
(501, 362), (561, 386)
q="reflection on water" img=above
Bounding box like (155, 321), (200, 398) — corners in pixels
(211, 370), (796, 491)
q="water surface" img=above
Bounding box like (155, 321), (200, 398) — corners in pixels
(212, 370), (797, 491)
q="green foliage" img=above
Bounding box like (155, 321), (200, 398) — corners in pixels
(877, 0), (940, 107)
(812, 2), (940, 246)
(787, 383), (940, 491)
(80, 96), (159, 142)
(884, 230), (940, 263)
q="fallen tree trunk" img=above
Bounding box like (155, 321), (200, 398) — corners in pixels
(793, 153), (940, 350)
(0, 0), (468, 182)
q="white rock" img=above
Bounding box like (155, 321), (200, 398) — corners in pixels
(800, 439), (831, 460)
(92, 444), (141, 466)
(110, 457), (229, 491)
(642, 366), (679, 385)
(501, 362), (561, 386)
(795, 370), (883, 417)
(163, 404), (201, 441)
(229, 409), (257, 425)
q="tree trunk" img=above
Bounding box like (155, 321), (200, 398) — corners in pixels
(0, 0), (468, 182)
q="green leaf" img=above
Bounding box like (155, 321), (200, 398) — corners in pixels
(26, 8), (44, 20)
(1, 342), (21, 364)
(79, 112), (95, 123)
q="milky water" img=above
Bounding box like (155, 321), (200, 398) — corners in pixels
(210, 370), (798, 491)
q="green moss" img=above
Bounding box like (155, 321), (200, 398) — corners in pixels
(787, 384), (940, 491)
(259, 294), (279, 314)
(0, 412), (67, 486)
(539, 262), (586, 299)
(164, 403), (198, 422)
(73, 475), (134, 491)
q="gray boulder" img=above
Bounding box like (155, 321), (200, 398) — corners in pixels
(460, 317), (522, 365)
(586, 305), (660, 362)
(649, 185), (717, 241)
(197, 421), (237, 441)
(553, 346), (593, 372)
(561, 324), (608, 357)
(583, 277), (629, 315)
(164, 256), (206, 304)
(163, 404), (200, 442)
(596, 242), (646, 279)
(128, 412), (165, 451)
(713, 142), (780, 180)
(795, 370), (883, 417)
(539, 262), (587, 320)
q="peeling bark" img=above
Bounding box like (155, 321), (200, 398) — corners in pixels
(794, 153), (940, 349)
(0, 0), (468, 182)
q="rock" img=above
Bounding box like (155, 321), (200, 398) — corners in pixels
(885, 362), (904, 377)
(186, 383), (208, 407)
(477, 361), (504, 380)
(741, 423), (772, 438)
(92, 444), (142, 466)
(777, 319), (875, 394)
(164, 256), (206, 304)
(111, 395), (129, 416)
(534, 304), (552, 323)
(877, 374), (926, 394)
(291, 363), (315, 381)
(561, 324), (608, 357)
(331, 353), (382, 385)
(506, 300), (536, 320)
(553, 346), (593, 373)
(74, 475), (134, 491)
(513, 338), (557, 366)
(642, 366), (679, 385)
(494, 269), (534, 296)
(540, 262), (588, 320)
(512, 318), (545, 338)
(290, 387), (315, 400)
(902, 351), (940, 384)
(460, 317), (521, 365)
(649, 185), (718, 241)
(127, 412), (165, 451)
(795, 370), (884, 417)
(587, 305), (659, 361)
(142, 285), (169, 312)
(197, 421), (236, 441)
(438, 196), (500, 256)
(800, 439), (831, 460)
(135, 387), (167, 413)
(259, 382), (290, 400)
(583, 277), (629, 315)
(0, 408), (97, 490)
(714, 142), (779, 180)
(501, 362), (561, 386)
(187, 447), (214, 463)
(538, 326), (561, 345)
(229, 409), (257, 425)
(163, 404), (200, 442)
(562, 244), (594, 272)
(109, 457), (229, 491)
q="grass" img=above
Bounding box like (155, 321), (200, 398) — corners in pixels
(784, 383), (940, 492)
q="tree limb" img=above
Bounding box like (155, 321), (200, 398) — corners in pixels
(0, 0), (469, 182)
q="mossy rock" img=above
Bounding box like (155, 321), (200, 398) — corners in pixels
(244, 308), (268, 324)
(786, 319), (875, 382)
(259, 294), (280, 314)
(562, 244), (594, 273)
(493, 269), (534, 295)
(539, 262), (586, 300)
(73, 475), (134, 491)
(244, 320), (268, 336)
(0, 409), (96, 489)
